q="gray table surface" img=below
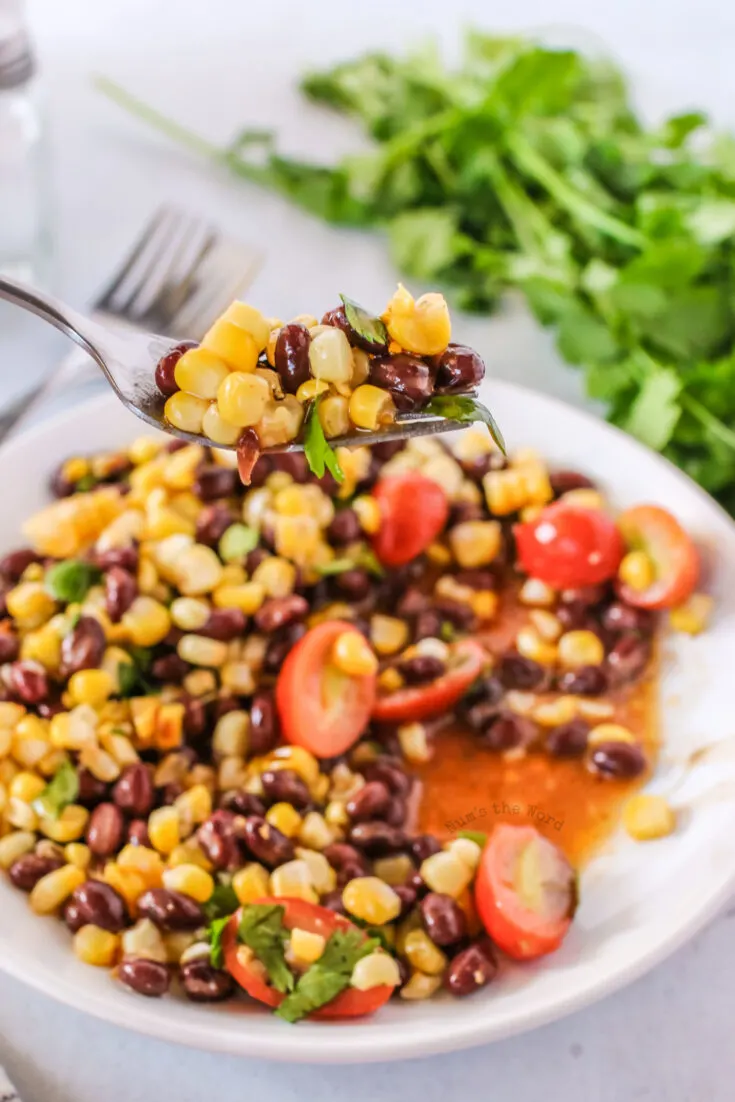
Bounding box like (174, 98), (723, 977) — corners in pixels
(1, 1), (734, 1098)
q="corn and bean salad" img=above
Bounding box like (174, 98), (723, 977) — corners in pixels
(0, 426), (707, 1019)
(154, 286), (495, 484)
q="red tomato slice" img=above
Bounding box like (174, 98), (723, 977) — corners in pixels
(372, 639), (486, 723)
(515, 502), (624, 589)
(616, 505), (699, 610)
(276, 621), (376, 758)
(222, 897), (395, 1020)
(475, 824), (576, 961)
(372, 473), (449, 567)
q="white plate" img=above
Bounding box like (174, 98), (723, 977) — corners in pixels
(1, 383), (735, 1064)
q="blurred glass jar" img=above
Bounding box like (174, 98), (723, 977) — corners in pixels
(0, 0), (52, 283)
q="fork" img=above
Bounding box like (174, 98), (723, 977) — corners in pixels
(0, 206), (262, 444)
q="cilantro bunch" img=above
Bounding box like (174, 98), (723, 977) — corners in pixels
(98, 34), (735, 512)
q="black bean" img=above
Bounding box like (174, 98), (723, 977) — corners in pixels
(63, 900), (86, 933)
(112, 763), (155, 818)
(86, 802), (125, 857)
(242, 816), (295, 867)
(384, 796), (407, 826)
(275, 323), (311, 393)
(321, 890), (347, 914)
(93, 545), (139, 573)
(394, 884), (417, 916)
(369, 353), (434, 411)
(322, 843), (367, 872)
(337, 861), (368, 888)
(181, 693), (207, 739)
(260, 768), (311, 810)
(180, 960), (235, 1002)
(7, 660), (48, 704)
(420, 892), (467, 946)
(434, 343), (485, 394)
(220, 790), (266, 817)
(498, 653), (549, 691)
(546, 719), (590, 758)
(69, 880), (128, 932)
(0, 547), (41, 582)
(550, 470), (596, 497)
(398, 655), (446, 684)
(445, 940), (498, 996)
(432, 598), (476, 629)
(348, 821), (407, 856)
(255, 595), (309, 634)
(410, 834), (441, 864)
(346, 781), (391, 823)
(151, 653), (190, 683)
(601, 601), (654, 636)
(194, 466), (238, 502)
(0, 631), (19, 663)
(127, 819), (151, 847)
(262, 623), (307, 674)
(8, 853), (63, 892)
(138, 889), (204, 931)
(198, 608), (246, 642)
(480, 713), (537, 752)
(605, 634), (652, 686)
(454, 569), (498, 591)
(334, 569), (372, 600)
(556, 602), (596, 632)
(119, 958), (170, 997)
(588, 740), (647, 779)
(414, 610), (444, 640)
(363, 759), (411, 798)
(60, 616), (105, 675)
(104, 566), (137, 622)
(557, 665), (609, 695)
(396, 588), (430, 617)
(271, 453), (311, 483)
(154, 341), (196, 397)
(327, 508), (361, 545)
(195, 503), (236, 547)
(249, 691), (280, 756)
(197, 811), (244, 870)
(76, 768), (109, 808)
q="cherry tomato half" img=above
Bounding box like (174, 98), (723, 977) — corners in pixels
(276, 621), (376, 758)
(222, 898), (395, 1020)
(372, 473), (449, 567)
(372, 639), (486, 723)
(515, 502), (624, 589)
(616, 505), (699, 610)
(475, 824), (576, 961)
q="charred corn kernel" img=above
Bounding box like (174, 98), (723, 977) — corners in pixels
(342, 876), (402, 924)
(162, 863), (214, 903)
(122, 596), (171, 647)
(670, 593), (714, 636)
(39, 804), (89, 844)
(294, 848), (336, 895)
(370, 615), (409, 657)
(383, 285), (451, 356)
(73, 924), (120, 967)
(420, 851), (473, 898)
(266, 802), (302, 838)
(177, 634), (228, 669)
(270, 859), (318, 903)
(67, 669), (114, 708)
(373, 854), (413, 887)
(289, 927), (326, 965)
(0, 830), (35, 868)
(174, 784), (212, 827)
(588, 723), (637, 747)
(213, 582), (266, 616)
(397, 722), (432, 764)
(164, 930), (197, 964)
(9, 769), (45, 803)
(174, 347), (230, 400)
(331, 631), (379, 678)
(29, 863), (85, 914)
(519, 578), (557, 607)
(533, 696), (579, 728)
(79, 744), (121, 783)
(349, 385), (396, 431)
(471, 590), (499, 620)
(167, 843), (212, 871)
(309, 327), (354, 384)
(482, 468), (528, 516)
(558, 630), (605, 669)
(350, 951), (401, 991)
(251, 556), (297, 599)
(295, 378), (330, 404)
(445, 837), (483, 871)
(529, 609), (563, 642)
(516, 626), (558, 666)
(121, 918), (167, 963)
(378, 667), (404, 692)
(218, 301), (270, 352)
(148, 806), (181, 855)
(203, 319), (259, 373)
(7, 797), (38, 831)
(213, 711), (250, 760)
(164, 391), (209, 434)
(20, 626), (61, 670)
(64, 842), (91, 870)
(298, 812), (333, 851)
(232, 862), (271, 905)
(404, 929), (447, 976)
(560, 488), (606, 511)
(174, 544), (224, 596)
(623, 794), (676, 841)
(6, 582), (56, 628)
(217, 371), (270, 428)
(449, 520), (502, 568)
(618, 550), (655, 592)
(169, 597), (210, 632)
(400, 971), (443, 1000)
(220, 661), (256, 695)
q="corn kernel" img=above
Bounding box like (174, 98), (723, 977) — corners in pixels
(121, 918), (167, 962)
(122, 596), (171, 647)
(251, 556), (297, 599)
(29, 863), (85, 914)
(351, 495), (380, 536)
(0, 830), (36, 869)
(174, 347), (230, 400)
(404, 928), (447, 976)
(174, 544), (224, 596)
(420, 851), (473, 898)
(516, 626), (558, 666)
(73, 924), (120, 967)
(217, 371), (270, 428)
(373, 854), (414, 887)
(370, 614), (409, 656)
(669, 593), (713, 636)
(117, 844), (165, 888)
(164, 391), (209, 434)
(351, 951), (401, 991)
(148, 806), (181, 855)
(177, 634), (229, 669)
(449, 520), (502, 568)
(6, 582), (56, 628)
(270, 859), (318, 903)
(533, 695), (579, 728)
(289, 927), (326, 965)
(587, 723), (637, 747)
(623, 794), (676, 841)
(174, 783), (212, 827)
(342, 876), (401, 924)
(426, 541), (452, 566)
(6, 797), (38, 831)
(212, 711), (249, 760)
(297, 812), (333, 851)
(39, 804), (89, 844)
(65, 842), (92, 870)
(445, 836), (483, 871)
(213, 582), (265, 616)
(349, 385), (396, 431)
(471, 590), (499, 621)
(397, 722), (432, 764)
(204, 319), (259, 372)
(164, 930), (197, 964)
(167, 843), (212, 871)
(79, 744), (121, 783)
(558, 630), (605, 669)
(483, 468), (528, 516)
(265, 801), (302, 838)
(9, 770), (45, 803)
(434, 575), (474, 606)
(618, 549), (655, 592)
(575, 698), (615, 722)
(309, 327), (354, 385)
(294, 847), (337, 895)
(67, 669), (115, 709)
(560, 488), (606, 511)
(218, 301), (270, 352)
(265, 745), (320, 789)
(519, 578), (557, 607)
(331, 630), (379, 678)
(162, 863), (215, 903)
(377, 667), (404, 692)
(220, 661), (256, 695)
(399, 971), (443, 1000)
(232, 862), (271, 905)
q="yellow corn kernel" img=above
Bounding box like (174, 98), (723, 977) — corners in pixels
(519, 578), (557, 607)
(426, 541), (452, 566)
(162, 863), (215, 903)
(29, 863), (85, 914)
(560, 488), (606, 511)
(294, 848), (337, 895)
(349, 385), (396, 431)
(217, 302), (270, 353)
(20, 626), (62, 671)
(529, 609), (563, 643)
(220, 661), (256, 696)
(167, 843), (212, 871)
(39, 804), (89, 844)
(370, 615), (409, 657)
(202, 402), (242, 446)
(217, 371), (270, 429)
(342, 876), (402, 924)
(174, 347), (230, 400)
(575, 698), (615, 723)
(445, 837), (483, 871)
(174, 784), (212, 827)
(295, 378), (330, 404)
(373, 854), (414, 887)
(73, 924), (120, 967)
(148, 806), (181, 855)
(290, 927), (326, 965)
(6, 582), (56, 628)
(471, 590), (499, 621)
(331, 630), (379, 678)
(265, 745), (320, 789)
(251, 556), (297, 599)
(174, 544), (224, 596)
(482, 468), (528, 516)
(623, 794), (676, 841)
(270, 859), (318, 903)
(64, 842), (91, 870)
(449, 520), (502, 568)
(272, 514), (320, 565)
(383, 285), (450, 356)
(79, 744), (121, 783)
(61, 455), (90, 482)
(232, 862), (271, 906)
(532, 696), (579, 728)
(203, 319), (259, 373)
(318, 393), (351, 439)
(164, 391), (209, 434)
(298, 811), (333, 851)
(669, 593), (714, 636)
(219, 561), (247, 585)
(587, 722), (637, 747)
(128, 437), (162, 465)
(265, 802), (303, 838)
(351, 951), (401, 991)
(516, 626), (558, 666)
(0, 830), (36, 869)
(212, 711), (250, 760)
(558, 629), (605, 669)
(177, 634), (228, 669)
(67, 669), (114, 709)
(9, 769), (46, 803)
(6, 796), (38, 830)
(397, 722), (432, 764)
(122, 596), (171, 647)
(399, 971), (443, 1001)
(163, 446), (206, 492)
(164, 930), (198, 965)
(420, 851), (473, 898)
(117, 844), (165, 889)
(434, 575), (474, 607)
(121, 917), (167, 962)
(404, 928), (448, 976)
(618, 550), (655, 592)
(309, 327), (354, 384)
(266, 327), (280, 368)
(212, 582), (265, 616)
(172, 597), (216, 634)
(218, 755), (248, 790)
(182, 669), (217, 699)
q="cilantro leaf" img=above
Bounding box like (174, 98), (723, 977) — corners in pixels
(45, 560), (102, 604)
(276, 929), (379, 1023)
(117, 648), (158, 698)
(203, 882), (240, 922)
(339, 294), (388, 346)
(303, 397), (345, 482)
(424, 395), (506, 454)
(315, 546), (384, 578)
(33, 760), (79, 821)
(206, 914), (232, 969)
(238, 903), (294, 995)
(618, 368), (682, 450)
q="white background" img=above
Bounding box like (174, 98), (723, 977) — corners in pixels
(1, 1), (735, 1099)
